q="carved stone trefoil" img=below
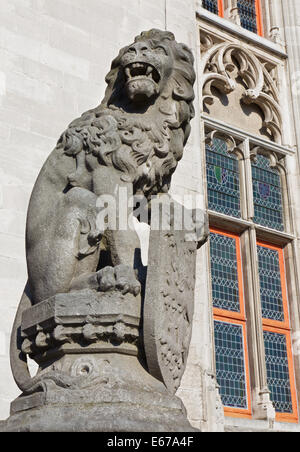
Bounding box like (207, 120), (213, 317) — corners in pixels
(201, 42), (282, 142)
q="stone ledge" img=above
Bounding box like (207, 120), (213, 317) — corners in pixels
(196, 4), (287, 59)
(21, 289), (141, 361)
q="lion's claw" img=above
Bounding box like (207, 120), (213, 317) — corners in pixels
(97, 266), (115, 292)
(97, 264), (141, 296)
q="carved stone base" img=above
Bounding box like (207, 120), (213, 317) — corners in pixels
(1, 354), (196, 432)
(1, 290), (197, 432)
(20, 289), (141, 361)
(2, 402), (195, 432)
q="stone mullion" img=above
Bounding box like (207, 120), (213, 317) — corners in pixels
(240, 228), (261, 415)
(243, 138), (254, 221)
(243, 138), (275, 422)
(228, 0), (241, 26)
(267, 0), (284, 45)
(248, 224), (275, 423)
(278, 163), (293, 236)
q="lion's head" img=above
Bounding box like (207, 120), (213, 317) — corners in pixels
(60, 29), (195, 198)
(104, 29), (195, 112)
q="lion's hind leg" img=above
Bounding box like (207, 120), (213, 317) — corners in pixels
(27, 186), (102, 303)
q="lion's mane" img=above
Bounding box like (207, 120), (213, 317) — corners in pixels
(59, 29), (195, 198)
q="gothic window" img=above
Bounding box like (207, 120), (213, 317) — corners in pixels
(206, 137), (241, 218)
(201, 0), (224, 16)
(205, 128), (298, 422)
(210, 229), (252, 417)
(257, 242), (298, 421)
(263, 331), (296, 418)
(214, 320), (250, 412)
(257, 243), (287, 324)
(252, 154), (284, 232)
(210, 231), (242, 314)
(237, 0), (263, 35)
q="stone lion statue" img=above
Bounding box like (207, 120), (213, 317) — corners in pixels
(11, 29), (197, 390)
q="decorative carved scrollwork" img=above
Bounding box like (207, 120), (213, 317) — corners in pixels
(205, 129), (245, 160)
(200, 42), (282, 142)
(250, 145), (285, 168)
(143, 217), (198, 394)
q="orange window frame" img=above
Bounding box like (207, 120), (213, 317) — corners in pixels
(257, 241), (290, 330)
(211, 228), (252, 418)
(202, 0), (224, 17)
(263, 325), (298, 423)
(218, 0), (224, 17)
(257, 241), (298, 422)
(216, 1), (263, 36)
(211, 228), (246, 322)
(255, 0), (263, 37)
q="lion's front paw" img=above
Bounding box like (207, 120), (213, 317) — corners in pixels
(96, 266), (116, 292)
(114, 264), (141, 296)
(97, 265), (141, 296)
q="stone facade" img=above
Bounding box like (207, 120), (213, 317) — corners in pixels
(1, 0), (300, 432)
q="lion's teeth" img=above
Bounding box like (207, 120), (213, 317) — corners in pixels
(125, 67), (131, 78)
(146, 66), (153, 75)
(125, 62), (156, 80)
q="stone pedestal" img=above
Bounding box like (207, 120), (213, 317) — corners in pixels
(1, 289), (196, 432)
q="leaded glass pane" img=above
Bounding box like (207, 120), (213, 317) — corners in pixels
(237, 0), (257, 33)
(252, 154), (284, 231)
(264, 331), (293, 413)
(210, 232), (240, 312)
(202, 0), (219, 14)
(257, 245), (285, 322)
(214, 321), (248, 409)
(206, 138), (241, 218)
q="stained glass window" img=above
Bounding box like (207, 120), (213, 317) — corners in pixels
(258, 242), (298, 421)
(237, 0), (258, 33)
(202, 0), (219, 15)
(257, 245), (285, 322)
(206, 138), (241, 218)
(263, 331), (293, 414)
(214, 321), (248, 409)
(211, 230), (251, 416)
(201, 0), (262, 35)
(210, 232), (240, 313)
(252, 154), (284, 231)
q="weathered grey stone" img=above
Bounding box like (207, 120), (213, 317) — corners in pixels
(20, 290), (141, 364)
(2, 29), (206, 432)
(144, 199), (199, 395)
(2, 290), (197, 432)
(2, 351), (196, 432)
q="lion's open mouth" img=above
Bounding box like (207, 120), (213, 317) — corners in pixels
(124, 63), (160, 84)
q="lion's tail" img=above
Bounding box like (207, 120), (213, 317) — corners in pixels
(10, 282), (33, 392)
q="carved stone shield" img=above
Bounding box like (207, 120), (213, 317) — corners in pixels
(143, 222), (197, 394)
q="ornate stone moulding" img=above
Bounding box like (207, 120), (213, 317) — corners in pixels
(250, 144), (286, 170)
(204, 129), (244, 159)
(200, 41), (282, 142)
(21, 289), (141, 362)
